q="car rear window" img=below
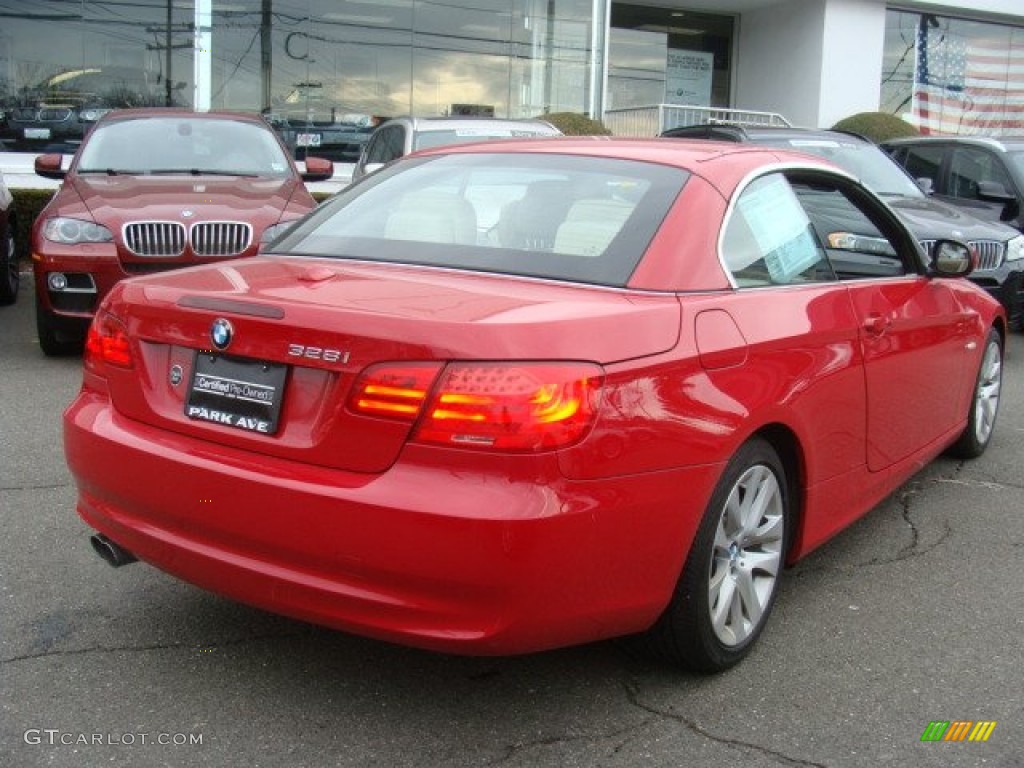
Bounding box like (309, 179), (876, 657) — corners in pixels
(273, 153), (688, 287)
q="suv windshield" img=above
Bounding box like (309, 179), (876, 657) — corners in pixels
(1007, 148), (1024, 177)
(273, 152), (687, 287)
(413, 127), (557, 151)
(754, 137), (924, 198)
(76, 117), (292, 177)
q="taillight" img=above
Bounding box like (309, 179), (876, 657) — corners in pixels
(348, 363), (444, 420)
(350, 361), (603, 452)
(84, 311), (133, 371)
(416, 363), (603, 451)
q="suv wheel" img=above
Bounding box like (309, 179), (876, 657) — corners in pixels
(0, 227), (18, 306)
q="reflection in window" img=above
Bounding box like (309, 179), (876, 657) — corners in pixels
(0, 0), (598, 154)
(881, 10), (1024, 135)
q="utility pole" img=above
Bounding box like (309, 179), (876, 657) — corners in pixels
(146, 0), (193, 106)
(261, 0), (272, 111)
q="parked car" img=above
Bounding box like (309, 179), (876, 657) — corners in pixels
(663, 125), (1024, 330)
(264, 110), (376, 163)
(350, 116), (561, 180)
(0, 103), (107, 154)
(0, 174), (19, 305)
(31, 108), (334, 355)
(66, 139), (1005, 672)
(880, 135), (1024, 234)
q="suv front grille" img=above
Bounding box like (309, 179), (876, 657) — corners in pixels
(124, 222), (187, 257)
(918, 239), (1005, 271)
(10, 107), (74, 123)
(191, 222), (252, 256)
(123, 221), (252, 257)
(969, 240), (1005, 271)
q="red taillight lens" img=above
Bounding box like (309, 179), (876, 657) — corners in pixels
(348, 363), (444, 421)
(415, 362), (603, 452)
(84, 311), (133, 371)
(349, 361), (604, 452)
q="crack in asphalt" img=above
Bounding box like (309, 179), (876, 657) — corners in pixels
(619, 679), (830, 767)
(934, 476), (1024, 491)
(485, 714), (656, 766)
(0, 631), (303, 666)
(0, 481), (73, 492)
(790, 464), (1014, 578)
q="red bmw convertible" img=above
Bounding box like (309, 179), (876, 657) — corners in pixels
(64, 138), (1005, 672)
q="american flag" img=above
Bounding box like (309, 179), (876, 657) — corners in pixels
(912, 18), (1024, 135)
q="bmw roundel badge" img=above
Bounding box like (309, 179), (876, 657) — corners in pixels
(210, 318), (233, 351)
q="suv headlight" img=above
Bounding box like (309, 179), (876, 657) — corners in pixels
(79, 107), (112, 122)
(1006, 235), (1024, 262)
(42, 217), (114, 245)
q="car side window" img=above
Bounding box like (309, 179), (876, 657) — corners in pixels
(367, 126), (403, 165)
(722, 173), (834, 287)
(790, 176), (914, 280)
(949, 147), (1013, 200)
(897, 145), (944, 187)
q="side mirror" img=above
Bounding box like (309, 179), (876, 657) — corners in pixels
(929, 239), (974, 277)
(915, 177), (934, 195)
(976, 180), (1014, 202)
(34, 153), (66, 180)
(976, 180), (1021, 223)
(300, 155), (334, 182)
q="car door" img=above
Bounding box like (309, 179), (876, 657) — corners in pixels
(789, 171), (977, 472)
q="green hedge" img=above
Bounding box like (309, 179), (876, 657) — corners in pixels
(537, 112), (612, 136)
(831, 112), (920, 143)
(12, 188), (54, 259)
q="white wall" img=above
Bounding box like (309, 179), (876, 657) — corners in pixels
(818, 0), (887, 127)
(734, 0), (827, 127)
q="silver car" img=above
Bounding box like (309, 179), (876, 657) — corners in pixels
(351, 116), (561, 181)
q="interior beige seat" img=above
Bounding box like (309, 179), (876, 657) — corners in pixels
(384, 190), (478, 245)
(552, 198), (634, 257)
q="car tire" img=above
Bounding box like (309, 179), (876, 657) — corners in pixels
(947, 328), (1002, 459)
(36, 298), (84, 356)
(637, 437), (789, 673)
(0, 227), (17, 306)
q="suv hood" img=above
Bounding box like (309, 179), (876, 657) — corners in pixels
(885, 195), (1016, 243)
(67, 174), (303, 223)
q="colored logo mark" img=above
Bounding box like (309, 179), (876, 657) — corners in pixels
(921, 721), (996, 742)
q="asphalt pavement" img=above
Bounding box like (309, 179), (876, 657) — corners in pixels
(2, 274), (1022, 768)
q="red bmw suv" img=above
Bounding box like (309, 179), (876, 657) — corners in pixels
(31, 108), (333, 355)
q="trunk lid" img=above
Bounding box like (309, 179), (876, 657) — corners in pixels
(103, 257), (681, 472)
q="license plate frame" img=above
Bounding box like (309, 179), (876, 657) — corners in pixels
(185, 353), (287, 435)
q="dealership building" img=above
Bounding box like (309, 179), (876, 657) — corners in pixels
(0, 0), (1022, 149)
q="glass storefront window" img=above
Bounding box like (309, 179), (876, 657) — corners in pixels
(0, 0), (597, 154)
(607, 4), (733, 110)
(0, 2), (192, 152)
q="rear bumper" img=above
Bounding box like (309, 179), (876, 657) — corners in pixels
(65, 390), (719, 655)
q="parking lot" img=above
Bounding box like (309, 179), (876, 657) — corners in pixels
(2, 275), (1022, 768)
